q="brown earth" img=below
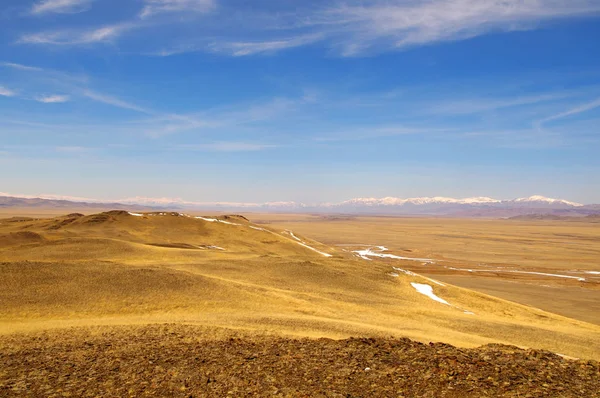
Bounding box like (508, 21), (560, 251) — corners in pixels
(1, 324), (599, 398)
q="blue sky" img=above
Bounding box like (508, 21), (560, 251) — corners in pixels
(1, 0), (600, 204)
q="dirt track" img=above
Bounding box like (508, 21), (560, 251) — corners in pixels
(1, 324), (598, 397)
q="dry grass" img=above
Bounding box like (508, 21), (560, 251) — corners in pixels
(1, 210), (599, 361)
(249, 214), (600, 270)
(252, 213), (600, 325)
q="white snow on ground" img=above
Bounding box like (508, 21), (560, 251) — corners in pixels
(293, 240), (333, 257)
(353, 246), (432, 262)
(196, 216), (217, 222)
(584, 271), (600, 275)
(448, 267), (586, 282)
(218, 219), (240, 225)
(411, 283), (450, 306)
(207, 245), (225, 250)
(284, 230), (332, 257)
(128, 212), (144, 217)
(287, 231), (302, 242)
(393, 267), (418, 277)
(249, 225), (268, 232)
(410, 282), (474, 314)
(394, 267), (446, 286)
(195, 216), (240, 226)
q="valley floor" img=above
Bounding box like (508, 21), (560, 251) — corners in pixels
(252, 214), (600, 325)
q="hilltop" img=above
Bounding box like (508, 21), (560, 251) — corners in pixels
(2, 324), (599, 397)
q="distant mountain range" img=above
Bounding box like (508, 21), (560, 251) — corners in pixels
(1, 193), (599, 218)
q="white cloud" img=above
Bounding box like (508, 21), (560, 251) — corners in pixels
(538, 97), (600, 126)
(177, 142), (277, 152)
(82, 90), (153, 114)
(17, 0), (600, 56)
(1, 62), (45, 72)
(431, 93), (573, 115)
(19, 24), (128, 45)
(55, 146), (91, 153)
(312, 0), (600, 55)
(140, 0), (216, 18)
(35, 94), (70, 103)
(210, 34), (323, 56)
(0, 86), (16, 97)
(31, 0), (92, 15)
(315, 125), (450, 142)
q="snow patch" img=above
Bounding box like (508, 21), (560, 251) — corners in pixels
(353, 246), (431, 262)
(196, 216), (217, 222)
(128, 212), (144, 217)
(195, 216), (240, 226)
(287, 231), (302, 242)
(285, 230), (332, 257)
(249, 225), (268, 232)
(411, 283), (450, 306)
(394, 268), (445, 286)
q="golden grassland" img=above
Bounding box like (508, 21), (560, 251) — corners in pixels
(1, 210), (599, 361)
(249, 213), (600, 271)
(251, 213), (600, 324)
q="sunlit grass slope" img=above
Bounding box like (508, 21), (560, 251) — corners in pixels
(1, 211), (599, 360)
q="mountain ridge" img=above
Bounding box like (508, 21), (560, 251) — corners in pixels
(1, 193), (598, 217)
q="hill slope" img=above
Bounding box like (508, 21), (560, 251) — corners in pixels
(1, 211), (600, 363)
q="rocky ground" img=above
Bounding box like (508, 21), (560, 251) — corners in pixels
(1, 324), (599, 397)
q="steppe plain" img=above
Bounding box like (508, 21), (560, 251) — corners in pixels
(0, 208), (599, 397)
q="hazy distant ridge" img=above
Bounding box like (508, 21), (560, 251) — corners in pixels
(2, 193), (599, 217)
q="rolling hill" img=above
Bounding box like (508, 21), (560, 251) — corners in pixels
(1, 210), (600, 396)
(1, 210), (599, 359)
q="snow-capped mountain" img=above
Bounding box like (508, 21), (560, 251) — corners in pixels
(335, 196), (502, 207)
(511, 195), (582, 207)
(323, 195), (586, 215)
(1, 193), (596, 217)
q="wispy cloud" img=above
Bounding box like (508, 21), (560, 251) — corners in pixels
(82, 90), (153, 114)
(462, 129), (565, 149)
(431, 93), (573, 115)
(538, 97), (600, 126)
(19, 23), (129, 45)
(315, 125), (449, 142)
(16, 0), (600, 56)
(55, 146), (91, 153)
(140, 0), (216, 19)
(314, 0), (600, 56)
(35, 94), (70, 103)
(210, 34), (323, 56)
(136, 96), (304, 138)
(0, 86), (16, 97)
(175, 141), (277, 152)
(31, 0), (92, 15)
(1, 61), (89, 84)
(1, 62), (44, 72)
